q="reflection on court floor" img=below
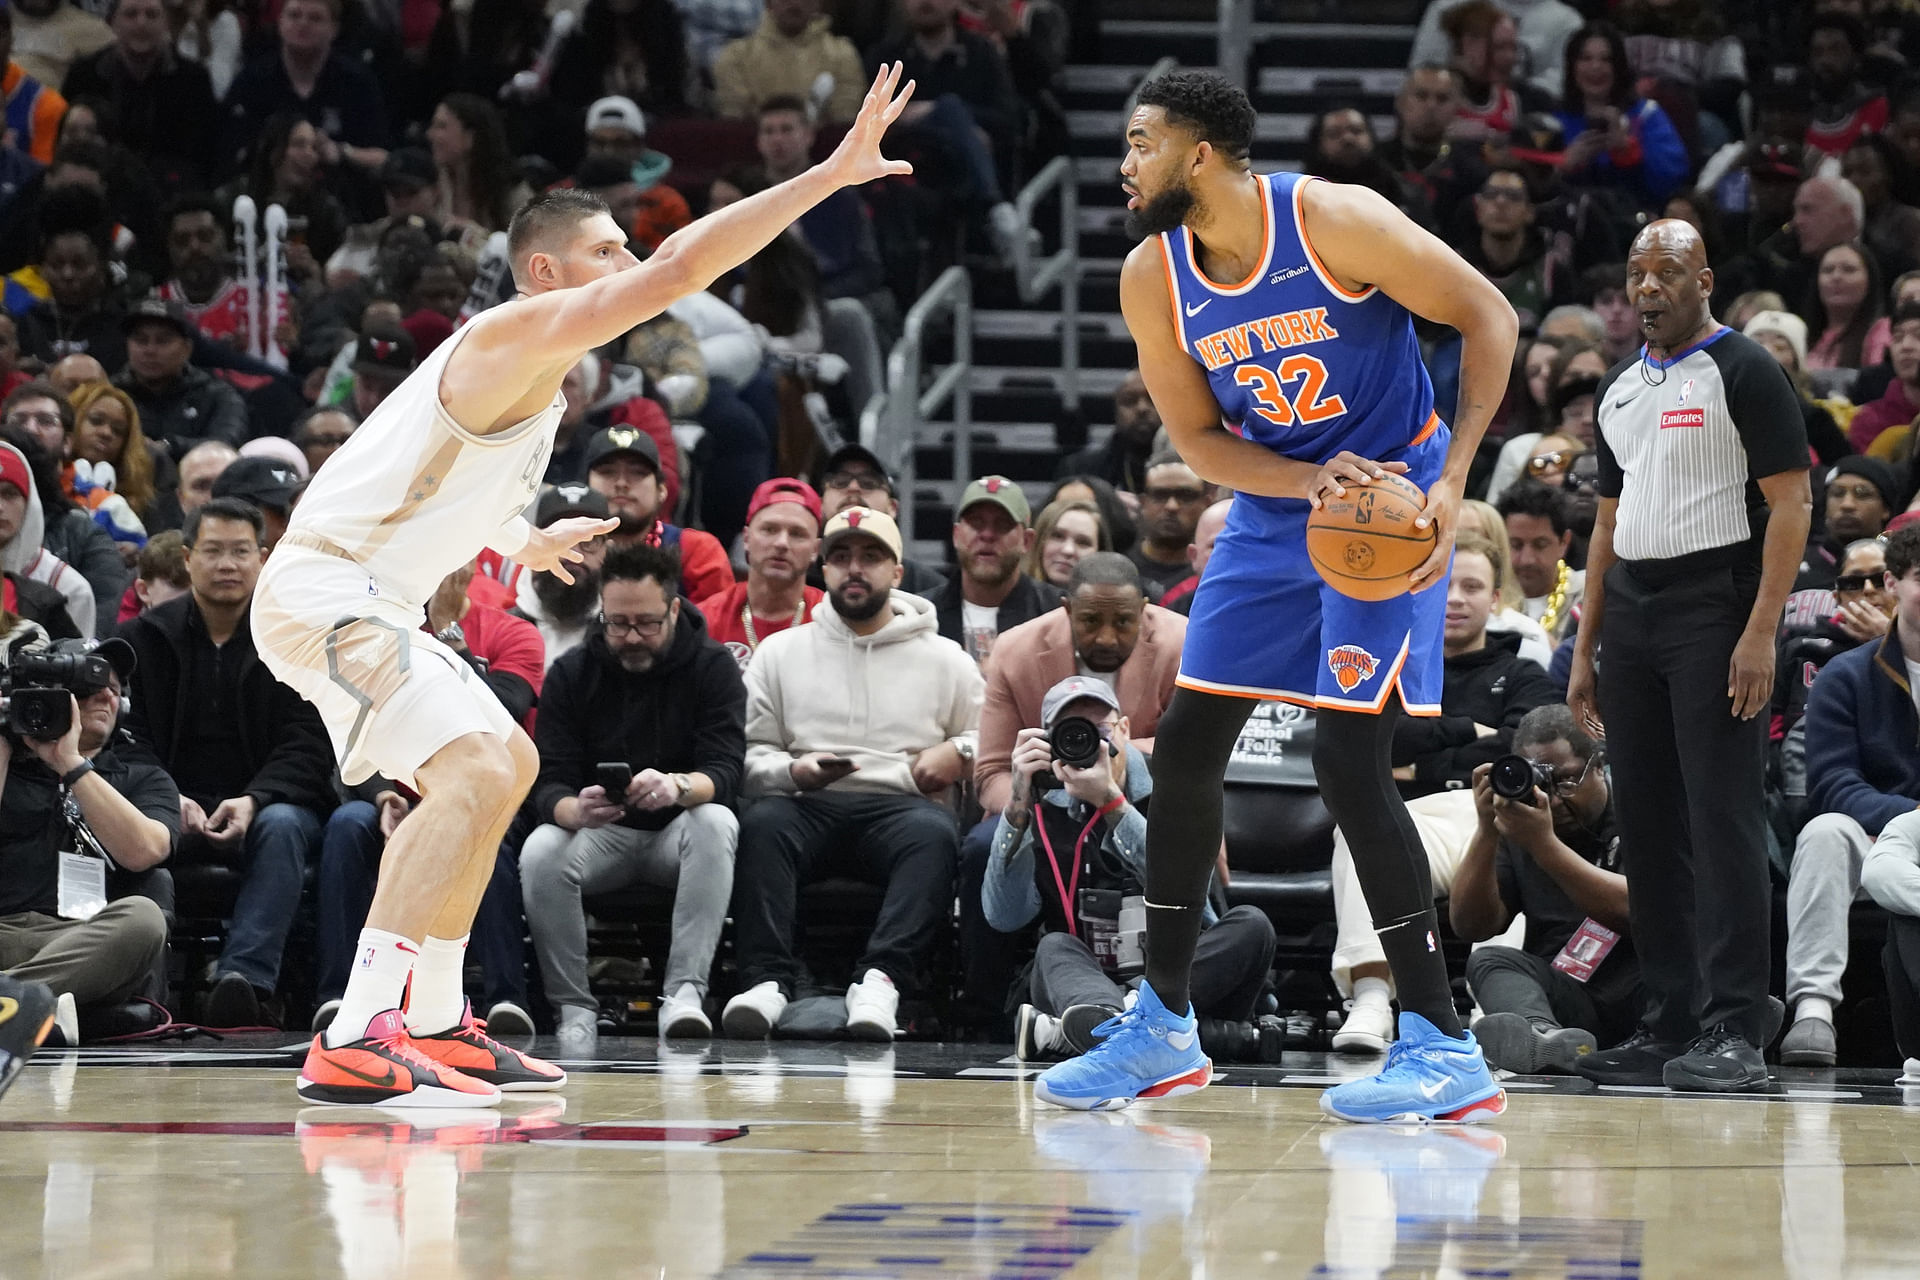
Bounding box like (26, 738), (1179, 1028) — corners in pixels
(1, 1038), (1915, 1278)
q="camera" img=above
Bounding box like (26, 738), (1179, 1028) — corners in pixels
(1033, 715), (1109, 794)
(1, 648), (116, 741)
(1488, 753), (1553, 806)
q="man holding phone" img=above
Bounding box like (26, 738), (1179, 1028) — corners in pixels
(725, 507), (984, 1041)
(520, 542), (747, 1048)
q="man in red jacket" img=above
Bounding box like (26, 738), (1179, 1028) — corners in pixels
(586, 426), (733, 604)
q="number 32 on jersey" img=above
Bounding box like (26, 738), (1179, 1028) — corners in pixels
(1234, 354), (1348, 428)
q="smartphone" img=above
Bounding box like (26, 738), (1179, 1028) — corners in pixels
(595, 762), (633, 799)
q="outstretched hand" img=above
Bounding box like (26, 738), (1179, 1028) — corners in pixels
(516, 516), (619, 584)
(826, 63), (916, 188)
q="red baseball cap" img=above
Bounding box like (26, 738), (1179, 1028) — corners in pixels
(746, 477), (822, 530)
(0, 446), (31, 501)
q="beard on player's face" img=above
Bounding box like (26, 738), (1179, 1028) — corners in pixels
(534, 565), (601, 621)
(1125, 180), (1197, 240)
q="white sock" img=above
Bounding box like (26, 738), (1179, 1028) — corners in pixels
(404, 934), (470, 1034)
(1352, 976), (1393, 1010)
(324, 929), (419, 1047)
(1797, 997), (1835, 1025)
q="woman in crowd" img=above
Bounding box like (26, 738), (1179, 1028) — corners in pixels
(1486, 340), (1608, 502)
(427, 93), (530, 245)
(1505, 335), (1566, 439)
(66, 382), (158, 526)
(1554, 23), (1690, 207)
(1458, 497), (1554, 668)
(1745, 309), (1855, 465)
(1808, 241), (1891, 371)
(1047, 474), (1136, 556)
(1025, 498), (1109, 591)
(218, 112), (349, 267)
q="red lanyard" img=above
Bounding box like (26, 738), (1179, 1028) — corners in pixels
(1035, 794), (1126, 938)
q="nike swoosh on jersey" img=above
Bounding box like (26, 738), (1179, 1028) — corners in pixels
(1185, 299), (1212, 317)
(1166, 1028), (1197, 1051)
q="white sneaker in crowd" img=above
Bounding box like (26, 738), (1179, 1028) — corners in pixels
(1332, 998), (1394, 1055)
(843, 969), (899, 1043)
(484, 1001), (536, 1042)
(722, 981), (789, 1039)
(659, 984), (712, 1039)
(554, 1005), (598, 1053)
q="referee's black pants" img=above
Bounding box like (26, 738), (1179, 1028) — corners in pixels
(1598, 556), (1773, 1047)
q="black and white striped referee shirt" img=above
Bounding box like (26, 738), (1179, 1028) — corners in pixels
(1594, 327), (1809, 563)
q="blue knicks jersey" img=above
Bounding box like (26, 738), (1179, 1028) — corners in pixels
(1158, 172), (1439, 468)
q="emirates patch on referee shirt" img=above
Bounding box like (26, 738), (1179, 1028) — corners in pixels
(1660, 408), (1706, 429)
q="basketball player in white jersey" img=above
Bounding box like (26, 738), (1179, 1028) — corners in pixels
(256, 66), (918, 1108)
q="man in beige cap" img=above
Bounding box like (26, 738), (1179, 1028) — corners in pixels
(725, 505), (983, 1042)
(929, 475), (1060, 668)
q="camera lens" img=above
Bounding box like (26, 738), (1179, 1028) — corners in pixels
(1048, 716), (1104, 770)
(1488, 754), (1543, 805)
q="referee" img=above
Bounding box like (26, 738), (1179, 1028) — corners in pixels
(1568, 220), (1811, 1093)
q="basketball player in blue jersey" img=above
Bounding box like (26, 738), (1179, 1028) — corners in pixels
(1034, 72), (1520, 1121)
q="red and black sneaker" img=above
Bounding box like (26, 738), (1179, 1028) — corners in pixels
(407, 1001), (567, 1092)
(297, 1009), (502, 1108)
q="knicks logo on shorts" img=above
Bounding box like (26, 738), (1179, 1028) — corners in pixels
(1326, 644), (1379, 693)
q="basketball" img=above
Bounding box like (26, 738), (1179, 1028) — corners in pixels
(1305, 471), (1436, 601)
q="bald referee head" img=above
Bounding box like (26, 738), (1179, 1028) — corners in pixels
(1629, 219), (1715, 357)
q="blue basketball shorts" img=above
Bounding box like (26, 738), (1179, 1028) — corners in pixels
(1176, 454), (1450, 717)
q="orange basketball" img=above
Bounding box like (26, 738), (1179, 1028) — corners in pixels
(1304, 471), (1436, 601)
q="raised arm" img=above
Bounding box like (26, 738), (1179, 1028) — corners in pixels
(509, 65), (914, 364)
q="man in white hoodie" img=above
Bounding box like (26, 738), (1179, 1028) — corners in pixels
(723, 506), (983, 1041)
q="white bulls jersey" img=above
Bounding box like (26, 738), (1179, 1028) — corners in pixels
(286, 323), (559, 608)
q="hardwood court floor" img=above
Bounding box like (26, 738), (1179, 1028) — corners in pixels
(2, 1038), (1917, 1279)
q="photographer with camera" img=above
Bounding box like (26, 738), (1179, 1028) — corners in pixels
(520, 542), (745, 1049)
(986, 676), (1274, 1063)
(0, 638), (178, 1047)
(1448, 704), (1641, 1075)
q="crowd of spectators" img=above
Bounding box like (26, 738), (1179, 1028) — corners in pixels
(15, 0), (1920, 1076)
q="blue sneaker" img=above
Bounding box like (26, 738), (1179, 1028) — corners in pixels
(1032, 981), (1212, 1112)
(1319, 1013), (1506, 1124)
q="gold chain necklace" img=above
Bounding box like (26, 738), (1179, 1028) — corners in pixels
(740, 596), (807, 651)
(1538, 561), (1570, 636)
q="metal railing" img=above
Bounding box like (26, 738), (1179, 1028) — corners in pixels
(860, 265), (972, 542)
(1005, 153), (1081, 419)
(1127, 55), (1178, 116)
(1218, 0), (1251, 90)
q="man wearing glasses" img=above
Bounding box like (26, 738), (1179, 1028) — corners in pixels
(1448, 703), (1640, 1075)
(1460, 166), (1566, 336)
(1127, 452), (1213, 605)
(810, 442), (947, 598)
(520, 541), (747, 1049)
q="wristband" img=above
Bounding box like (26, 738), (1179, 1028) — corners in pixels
(61, 759), (95, 788)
